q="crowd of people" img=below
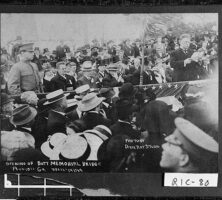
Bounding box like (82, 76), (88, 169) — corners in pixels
(0, 29), (219, 173)
(1, 28), (218, 95)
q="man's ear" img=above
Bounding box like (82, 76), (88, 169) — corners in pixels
(179, 153), (189, 167)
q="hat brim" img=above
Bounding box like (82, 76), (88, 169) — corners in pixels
(43, 93), (70, 106)
(78, 97), (104, 112)
(10, 107), (37, 126)
(40, 141), (60, 160)
(82, 69), (93, 72)
(100, 90), (115, 99)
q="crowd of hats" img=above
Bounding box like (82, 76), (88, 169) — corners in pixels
(1, 79), (219, 173)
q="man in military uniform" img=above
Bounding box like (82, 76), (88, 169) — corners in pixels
(160, 117), (218, 173)
(7, 43), (43, 95)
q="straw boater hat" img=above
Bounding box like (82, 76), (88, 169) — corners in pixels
(85, 125), (112, 141)
(81, 61), (93, 72)
(10, 104), (37, 126)
(79, 132), (104, 161)
(59, 134), (90, 161)
(43, 89), (69, 105)
(75, 84), (90, 95)
(41, 133), (90, 161)
(41, 132), (67, 160)
(78, 93), (104, 112)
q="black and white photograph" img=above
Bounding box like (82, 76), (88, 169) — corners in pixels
(0, 11), (220, 198)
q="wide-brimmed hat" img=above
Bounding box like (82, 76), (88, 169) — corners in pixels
(1, 93), (14, 106)
(107, 64), (118, 72)
(85, 125), (112, 141)
(78, 93), (104, 112)
(41, 132), (67, 160)
(119, 83), (137, 99)
(81, 61), (93, 72)
(43, 89), (69, 105)
(75, 84), (90, 95)
(59, 134), (90, 160)
(67, 99), (79, 108)
(79, 132), (104, 160)
(99, 88), (115, 100)
(10, 104), (37, 126)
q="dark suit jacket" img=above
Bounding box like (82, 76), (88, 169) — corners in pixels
(132, 69), (158, 85)
(65, 106), (80, 123)
(47, 110), (67, 135)
(77, 75), (99, 88)
(170, 48), (201, 81)
(56, 45), (70, 60)
(81, 112), (111, 130)
(31, 113), (48, 149)
(50, 73), (76, 92)
(32, 54), (43, 71)
(43, 78), (53, 93)
(102, 73), (120, 88)
(110, 121), (140, 139)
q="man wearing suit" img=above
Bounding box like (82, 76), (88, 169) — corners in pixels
(110, 99), (140, 139)
(170, 34), (201, 82)
(50, 61), (77, 92)
(132, 59), (158, 85)
(78, 93), (111, 130)
(32, 47), (43, 71)
(77, 61), (99, 88)
(43, 89), (69, 136)
(55, 40), (70, 61)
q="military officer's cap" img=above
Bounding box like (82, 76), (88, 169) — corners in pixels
(173, 117), (218, 159)
(19, 43), (34, 52)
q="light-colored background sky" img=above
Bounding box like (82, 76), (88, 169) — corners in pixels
(1, 13), (218, 50)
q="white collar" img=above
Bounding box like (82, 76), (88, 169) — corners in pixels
(52, 110), (65, 116)
(102, 102), (109, 108)
(118, 119), (131, 125)
(76, 107), (82, 118)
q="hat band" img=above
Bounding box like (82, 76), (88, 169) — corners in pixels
(13, 109), (32, 123)
(95, 128), (111, 139)
(59, 143), (91, 161)
(47, 93), (64, 103)
(85, 130), (107, 141)
(49, 141), (54, 150)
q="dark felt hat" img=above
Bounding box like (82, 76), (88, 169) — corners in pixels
(119, 83), (138, 99)
(10, 104), (37, 126)
(99, 88), (115, 99)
